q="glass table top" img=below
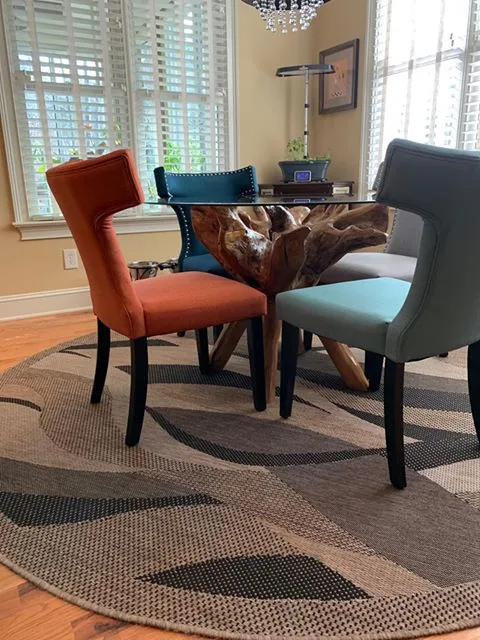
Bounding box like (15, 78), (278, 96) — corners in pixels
(145, 193), (375, 207)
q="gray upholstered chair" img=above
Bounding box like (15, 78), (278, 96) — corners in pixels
(277, 139), (480, 489)
(320, 208), (422, 284)
(320, 161), (422, 284)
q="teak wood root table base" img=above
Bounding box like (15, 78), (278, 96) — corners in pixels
(148, 194), (389, 403)
(191, 201), (389, 402)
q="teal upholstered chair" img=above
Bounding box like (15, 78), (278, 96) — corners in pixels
(154, 165), (258, 339)
(154, 166), (258, 276)
(303, 164), (425, 374)
(277, 138), (480, 489)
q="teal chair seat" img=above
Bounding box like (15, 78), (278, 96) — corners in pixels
(277, 139), (480, 490)
(277, 278), (410, 356)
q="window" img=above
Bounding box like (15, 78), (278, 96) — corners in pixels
(363, 0), (480, 190)
(0, 0), (235, 226)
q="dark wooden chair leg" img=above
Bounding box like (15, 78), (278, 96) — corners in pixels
(280, 322), (300, 419)
(303, 330), (313, 352)
(177, 331), (186, 337)
(384, 359), (406, 489)
(365, 351), (384, 392)
(125, 337), (148, 447)
(247, 316), (266, 412)
(195, 328), (210, 374)
(90, 319), (111, 404)
(467, 340), (480, 443)
(213, 324), (224, 342)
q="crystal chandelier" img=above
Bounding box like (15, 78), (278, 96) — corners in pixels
(247, 1), (325, 33)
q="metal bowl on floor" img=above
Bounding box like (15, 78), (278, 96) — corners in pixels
(128, 261), (160, 281)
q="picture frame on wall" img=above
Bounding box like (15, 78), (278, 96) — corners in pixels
(319, 39), (360, 114)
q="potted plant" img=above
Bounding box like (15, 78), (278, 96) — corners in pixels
(279, 137), (331, 183)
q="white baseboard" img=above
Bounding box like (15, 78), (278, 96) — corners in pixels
(0, 287), (92, 321)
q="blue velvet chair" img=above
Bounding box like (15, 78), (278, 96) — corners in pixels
(277, 139), (480, 489)
(154, 166), (258, 276)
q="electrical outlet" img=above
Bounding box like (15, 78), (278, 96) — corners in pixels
(63, 248), (79, 270)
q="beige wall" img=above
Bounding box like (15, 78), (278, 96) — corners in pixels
(0, 1), (366, 298)
(237, 2), (319, 182)
(312, 0), (369, 183)
(237, 0), (370, 184)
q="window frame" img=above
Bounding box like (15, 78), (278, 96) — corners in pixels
(360, 0), (477, 192)
(0, 0), (238, 240)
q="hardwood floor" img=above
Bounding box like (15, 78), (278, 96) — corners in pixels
(0, 311), (478, 640)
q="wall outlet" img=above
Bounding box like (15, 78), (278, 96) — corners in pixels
(63, 248), (79, 270)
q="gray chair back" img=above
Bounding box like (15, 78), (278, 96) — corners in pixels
(377, 139), (480, 362)
(385, 209), (423, 258)
(373, 161), (424, 259)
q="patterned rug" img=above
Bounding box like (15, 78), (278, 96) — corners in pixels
(0, 332), (479, 640)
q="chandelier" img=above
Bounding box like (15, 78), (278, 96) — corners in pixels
(242, 1), (326, 33)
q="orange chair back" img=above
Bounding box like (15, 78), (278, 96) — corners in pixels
(46, 150), (146, 338)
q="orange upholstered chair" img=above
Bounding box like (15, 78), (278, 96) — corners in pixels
(46, 150), (267, 446)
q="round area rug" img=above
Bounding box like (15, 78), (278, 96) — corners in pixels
(0, 332), (479, 640)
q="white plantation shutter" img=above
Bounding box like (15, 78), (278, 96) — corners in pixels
(2, 0), (131, 218)
(129, 0), (231, 199)
(461, 0), (480, 150)
(364, 0), (479, 190)
(0, 0), (232, 219)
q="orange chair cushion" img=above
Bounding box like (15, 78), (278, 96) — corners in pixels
(134, 272), (267, 336)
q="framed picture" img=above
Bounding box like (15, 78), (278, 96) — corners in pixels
(319, 39), (360, 114)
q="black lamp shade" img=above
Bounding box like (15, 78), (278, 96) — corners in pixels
(276, 64), (334, 77)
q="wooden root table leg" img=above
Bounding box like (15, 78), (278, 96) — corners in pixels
(209, 320), (247, 373)
(206, 315), (368, 400)
(320, 337), (369, 391)
(205, 306), (281, 404)
(264, 301), (281, 403)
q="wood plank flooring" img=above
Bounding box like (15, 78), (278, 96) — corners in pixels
(0, 311), (478, 640)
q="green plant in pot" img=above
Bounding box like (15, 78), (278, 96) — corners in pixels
(279, 137), (331, 183)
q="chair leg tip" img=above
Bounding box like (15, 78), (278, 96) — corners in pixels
(390, 474), (407, 489)
(125, 436), (139, 447)
(125, 425), (141, 447)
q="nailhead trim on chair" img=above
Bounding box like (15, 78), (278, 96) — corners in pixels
(164, 167), (257, 259)
(177, 206), (191, 257)
(165, 166), (255, 179)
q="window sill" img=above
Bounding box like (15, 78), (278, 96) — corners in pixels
(14, 212), (179, 241)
